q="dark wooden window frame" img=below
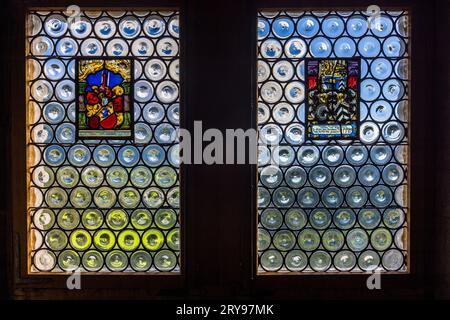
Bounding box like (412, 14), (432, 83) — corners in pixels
(248, 0), (433, 299)
(1, 0), (442, 299)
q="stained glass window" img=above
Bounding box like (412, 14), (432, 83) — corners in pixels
(305, 58), (360, 139)
(257, 10), (409, 273)
(77, 58), (133, 138)
(26, 9), (181, 273)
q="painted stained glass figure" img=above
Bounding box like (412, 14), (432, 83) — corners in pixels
(77, 59), (133, 138)
(306, 59), (359, 139)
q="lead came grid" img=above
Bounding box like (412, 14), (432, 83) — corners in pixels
(257, 10), (409, 273)
(26, 10), (181, 273)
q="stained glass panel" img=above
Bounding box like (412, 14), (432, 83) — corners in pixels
(77, 58), (133, 138)
(257, 10), (409, 273)
(26, 9), (181, 273)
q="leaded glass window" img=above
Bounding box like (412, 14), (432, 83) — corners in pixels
(26, 9), (181, 273)
(257, 10), (409, 273)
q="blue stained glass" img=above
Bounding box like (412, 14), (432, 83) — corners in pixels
(272, 17), (295, 38)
